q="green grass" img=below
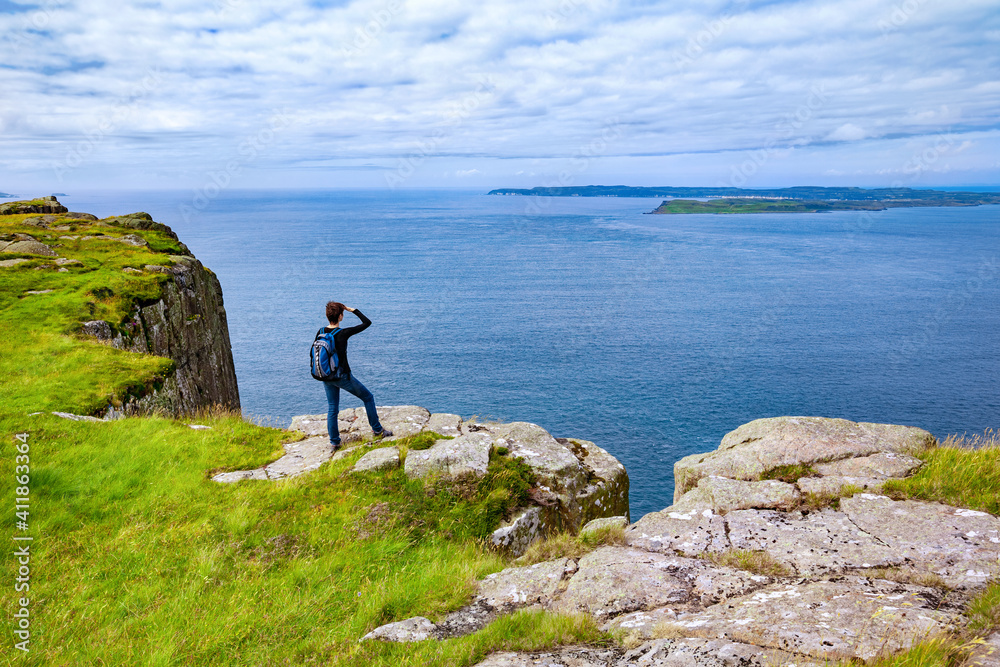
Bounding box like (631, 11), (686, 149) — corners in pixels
(0, 412), (595, 665)
(700, 549), (792, 578)
(760, 463), (817, 483)
(882, 431), (1000, 515)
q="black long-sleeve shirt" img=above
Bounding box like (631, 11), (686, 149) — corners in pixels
(324, 309), (371, 376)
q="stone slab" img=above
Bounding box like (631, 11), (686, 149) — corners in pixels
(664, 577), (962, 661)
(360, 616), (436, 643)
(725, 508), (901, 575)
(814, 452), (923, 479)
(351, 446), (400, 473)
(404, 432), (492, 479)
(625, 508), (729, 557)
(841, 494), (1000, 588)
(673, 477), (799, 513)
(674, 417), (934, 501)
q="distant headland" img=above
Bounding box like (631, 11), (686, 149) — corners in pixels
(487, 185), (1000, 214)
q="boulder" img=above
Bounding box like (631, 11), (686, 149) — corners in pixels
(673, 417), (935, 501)
(796, 475), (885, 496)
(426, 412), (463, 437)
(672, 476), (799, 513)
(0, 258), (29, 268)
(3, 240), (57, 256)
(360, 616), (436, 643)
(814, 451), (923, 479)
(404, 432), (492, 479)
(351, 446), (400, 473)
(64, 212), (98, 220)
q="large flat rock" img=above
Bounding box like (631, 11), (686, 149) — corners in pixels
(624, 508), (729, 556)
(552, 547), (768, 620)
(841, 494), (1000, 587)
(725, 508), (901, 575)
(674, 417), (934, 501)
(662, 577), (962, 661)
(473, 637), (816, 667)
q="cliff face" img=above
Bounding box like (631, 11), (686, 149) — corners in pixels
(103, 256), (241, 416)
(76, 217), (240, 416)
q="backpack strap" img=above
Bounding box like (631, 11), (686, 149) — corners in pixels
(315, 327), (341, 341)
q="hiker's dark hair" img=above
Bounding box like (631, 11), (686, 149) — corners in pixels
(326, 301), (345, 324)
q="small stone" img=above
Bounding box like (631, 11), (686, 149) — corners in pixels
(212, 469), (267, 483)
(491, 507), (543, 555)
(3, 240), (57, 256)
(52, 411), (103, 422)
(82, 320), (114, 340)
(351, 446), (400, 473)
(123, 267), (143, 274)
(64, 212), (98, 220)
(0, 258), (29, 268)
(55, 257), (82, 265)
(117, 234), (148, 247)
(187, 424), (212, 430)
(579, 515), (628, 537)
(23, 289), (53, 295)
(360, 616), (436, 643)
(404, 432), (492, 479)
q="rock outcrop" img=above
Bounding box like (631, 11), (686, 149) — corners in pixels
(0, 196), (68, 215)
(2, 201), (239, 416)
(87, 254), (240, 415)
(217, 406), (630, 555)
(360, 416), (1000, 666)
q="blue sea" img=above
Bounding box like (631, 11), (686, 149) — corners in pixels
(64, 189), (1000, 519)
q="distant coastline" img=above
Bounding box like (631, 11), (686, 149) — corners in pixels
(487, 185), (1000, 214)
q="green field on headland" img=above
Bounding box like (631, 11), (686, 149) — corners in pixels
(488, 185), (1000, 212)
(648, 198), (894, 214)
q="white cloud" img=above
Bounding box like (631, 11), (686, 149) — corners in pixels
(826, 123), (869, 142)
(455, 169), (482, 177)
(0, 0), (997, 189)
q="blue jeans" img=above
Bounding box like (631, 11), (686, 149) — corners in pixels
(323, 373), (383, 446)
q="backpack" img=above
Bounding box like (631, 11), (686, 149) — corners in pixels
(310, 327), (347, 381)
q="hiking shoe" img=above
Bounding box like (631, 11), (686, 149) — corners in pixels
(331, 442), (341, 453)
(373, 428), (393, 440)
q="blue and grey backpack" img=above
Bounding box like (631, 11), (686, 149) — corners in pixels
(310, 327), (347, 381)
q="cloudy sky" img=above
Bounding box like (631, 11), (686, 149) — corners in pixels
(1, 0), (998, 192)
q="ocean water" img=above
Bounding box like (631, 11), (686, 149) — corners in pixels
(65, 189), (1000, 519)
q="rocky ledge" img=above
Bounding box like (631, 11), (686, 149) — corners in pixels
(213, 405), (630, 555)
(361, 416), (1000, 666)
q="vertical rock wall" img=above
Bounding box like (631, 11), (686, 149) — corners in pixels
(103, 256), (240, 416)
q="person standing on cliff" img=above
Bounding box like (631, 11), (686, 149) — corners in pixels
(320, 301), (392, 450)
